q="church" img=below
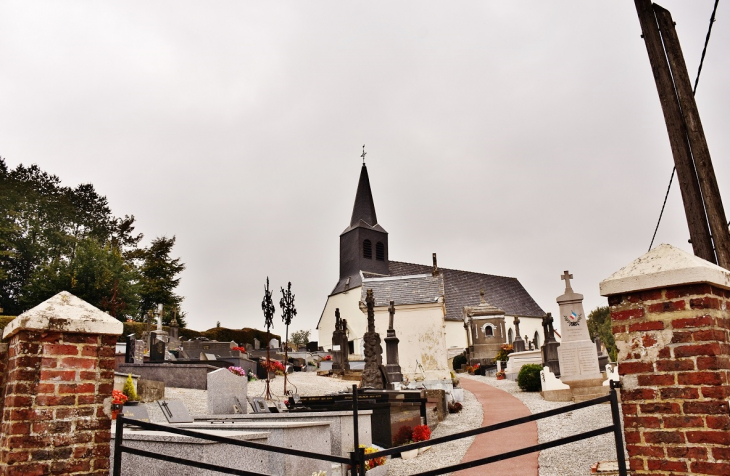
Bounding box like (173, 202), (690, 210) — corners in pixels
(317, 161), (546, 379)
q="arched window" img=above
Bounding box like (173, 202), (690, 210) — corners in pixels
(484, 325), (493, 337)
(534, 331), (540, 349)
(363, 239), (372, 259)
(376, 242), (385, 261)
(508, 328), (514, 344)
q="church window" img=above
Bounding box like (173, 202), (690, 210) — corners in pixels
(363, 239), (372, 259)
(376, 242), (385, 261)
(508, 328), (514, 344)
(484, 325), (493, 336)
(534, 331), (540, 348)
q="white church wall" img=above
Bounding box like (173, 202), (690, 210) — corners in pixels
(317, 287), (364, 352)
(371, 303), (450, 381)
(444, 320), (467, 351)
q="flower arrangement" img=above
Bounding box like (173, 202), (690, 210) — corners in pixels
(228, 366), (246, 377)
(495, 344), (514, 362)
(323, 355), (332, 361)
(496, 371), (506, 380)
(412, 425), (431, 443)
(112, 390), (128, 405)
(231, 346), (246, 353)
(262, 360), (285, 373)
(347, 445), (386, 473)
(247, 369), (257, 381)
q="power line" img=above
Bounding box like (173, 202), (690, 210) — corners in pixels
(648, 0), (721, 252)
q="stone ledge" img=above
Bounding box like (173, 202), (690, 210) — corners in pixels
(600, 244), (730, 296)
(3, 291), (123, 340)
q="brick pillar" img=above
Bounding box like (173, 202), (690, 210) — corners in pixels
(0, 343), (8, 427)
(600, 244), (730, 475)
(0, 292), (122, 475)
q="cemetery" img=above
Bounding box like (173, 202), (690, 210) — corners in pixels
(2, 2), (730, 476)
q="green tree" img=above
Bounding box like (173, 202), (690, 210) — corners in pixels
(587, 306), (617, 361)
(290, 329), (310, 349)
(138, 236), (186, 326)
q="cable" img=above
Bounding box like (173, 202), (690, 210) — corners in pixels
(648, 0), (721, 251)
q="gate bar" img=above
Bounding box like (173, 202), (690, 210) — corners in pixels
(112, 414), (124, 476)
(609, 381), (628, 476)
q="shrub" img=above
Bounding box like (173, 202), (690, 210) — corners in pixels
(452, 353), (467, 370)
(412, 425), (431, 442)
(517, 364), (543, 392)
(122, 374), (138, 401)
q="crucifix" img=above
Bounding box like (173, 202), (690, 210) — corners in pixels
(388, 300), (396, 331)
(361, 144), (367, 164)
(561, 270), (573, 292)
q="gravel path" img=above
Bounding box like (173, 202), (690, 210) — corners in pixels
(461, 374), (621, 476)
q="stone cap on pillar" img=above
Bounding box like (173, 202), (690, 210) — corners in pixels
(3, 291), (124, 340)
(599, 243), (730, 296)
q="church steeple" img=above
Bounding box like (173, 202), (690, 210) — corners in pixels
(333, 159), (389, 295)
(350, 164), (378, 228)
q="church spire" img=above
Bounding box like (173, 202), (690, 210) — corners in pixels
(350, 163), (378, 228)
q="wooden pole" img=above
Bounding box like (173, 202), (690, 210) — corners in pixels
(654, 5), (730, 269)
(634, 0), (715, 263)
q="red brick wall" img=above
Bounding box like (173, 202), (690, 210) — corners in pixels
(0, 343), (8, 428)
(0, 331), (117, 475)
(609, 283), (730, 475)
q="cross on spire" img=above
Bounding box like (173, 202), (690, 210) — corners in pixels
(561, 270), (574, 291)
(361, 145), (367, 164)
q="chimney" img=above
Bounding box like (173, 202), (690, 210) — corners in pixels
(432, 253), (439, 276)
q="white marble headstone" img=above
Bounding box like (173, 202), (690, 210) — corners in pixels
(207, 368), (248, 415)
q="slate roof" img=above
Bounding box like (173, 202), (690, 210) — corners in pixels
(360, 274), (444, 307)
(388, 261), (545, 321)
(341, 164), (386, 235)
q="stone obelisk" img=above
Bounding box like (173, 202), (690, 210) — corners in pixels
(384, 300), (403, 385)
(556, 271), (602, 383)
(361, 289), (384, 389)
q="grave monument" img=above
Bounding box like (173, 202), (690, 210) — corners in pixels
(331, 308), (345, 372)
(361, 289), (386, 389)
(384, 300), (403, 385)
(541, 312), (560, 376)
(462, 291), (506, 364)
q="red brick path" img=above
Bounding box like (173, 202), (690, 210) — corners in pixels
(454, 377), (539, 476)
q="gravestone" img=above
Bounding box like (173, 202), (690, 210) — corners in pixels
(245, 343), (253, 352)
(250, 397), (271, 413)
(556, 271), (602, 383)
(512, 317), (526, 352)
(125, 334), (136, 364)
(133, 339), (145, 364)
(122, 405), (150, 422)
(158, 399), (194, 423)
(207, 368), (248, 414)
(149, 332), (166, 363)
(541, 313), (561, 376)
(254, 338), (260, 350)
(361, 289), (385, 389)
(331, 308), (344, 372)
(269, 338), (279, 349)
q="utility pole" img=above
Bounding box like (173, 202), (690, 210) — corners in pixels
(653, 5), (730, 269)
(634, 0), (718, 264)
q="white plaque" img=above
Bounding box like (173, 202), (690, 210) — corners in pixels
(332, 345), (341, 351)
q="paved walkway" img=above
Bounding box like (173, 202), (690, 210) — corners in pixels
(454, 377), (539, 476)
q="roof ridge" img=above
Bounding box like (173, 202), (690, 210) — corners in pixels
(390, 260), (518, 280)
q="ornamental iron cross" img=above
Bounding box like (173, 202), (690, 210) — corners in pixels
(361, 145), (367, 164)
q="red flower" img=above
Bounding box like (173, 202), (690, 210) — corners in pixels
(412, 425), (431, 442)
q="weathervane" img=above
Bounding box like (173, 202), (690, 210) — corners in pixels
(361, 144), (367, 164)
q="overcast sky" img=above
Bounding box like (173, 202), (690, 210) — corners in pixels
(2, 1), (728, 338)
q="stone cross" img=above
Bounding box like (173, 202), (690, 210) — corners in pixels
(513, 316), (521, 336)
(156, 304), (163, 332)
(561, 270), (574, 292)
(366, 289), (376, 334)
(335, 308), (342, 331)
(388, 300), (395, 330)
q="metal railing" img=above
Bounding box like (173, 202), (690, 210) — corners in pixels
(112, 380), (627, 476)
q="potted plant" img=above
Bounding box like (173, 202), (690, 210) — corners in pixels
(111, 390), (127, 420)
(122, 374), (139, 405)
(496, 371), (506, 380)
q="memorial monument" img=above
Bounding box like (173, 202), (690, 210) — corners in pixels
(555, 271), (602, 383)
(512, 316), (526, 352)
(541, 312), (561, 376)
(331, 308), (345, 372)
(361, 289), (386, 389)
(384, 300), (403, 385)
